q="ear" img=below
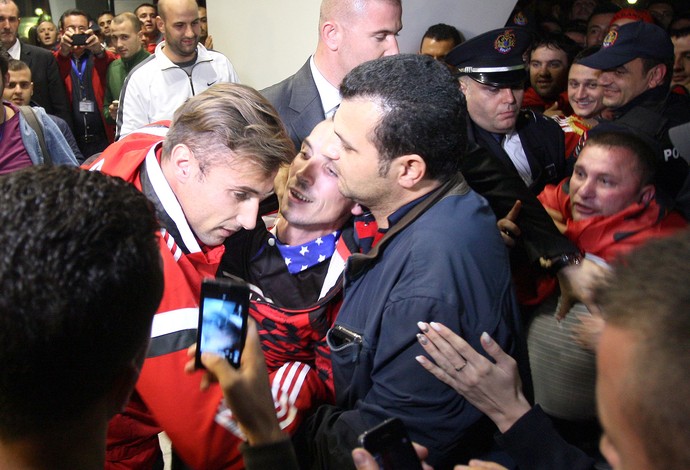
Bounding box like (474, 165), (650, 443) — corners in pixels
(156, 16), (164, 33)
(321, 20), (340, 51)
(169, 143), (194, 183)
(29, 82), (34, 96)
(639, 184), (655, 205)
(647, 64), (666, 88)
(351, 202), (365, 216)
(395, 154), (427, 189)
(459, 77), (468, 94)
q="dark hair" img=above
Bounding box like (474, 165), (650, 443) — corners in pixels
(7, 57), (29, 73)
(528, 32), (581, 65)
(421, 23), (463, 48)
(596, 229), (690, 468)
(585, 130), (657, 186)
(0, 50), (8, 78)
(670, 25), (690, 38)
(640, 55), (673, 87)
(573, 44), (601, 63)
(134, 2), (157, 16)
(0, 166), (164, 438)
(588, 1), (621, 20)
(340, 54), (467, 181)
(98, 10), (114, 19)
(58, 8), (90, 30)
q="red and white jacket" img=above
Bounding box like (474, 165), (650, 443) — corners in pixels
(86, 124), (334, 469)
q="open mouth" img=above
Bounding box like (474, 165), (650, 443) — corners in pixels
(290, 188), (312, 203)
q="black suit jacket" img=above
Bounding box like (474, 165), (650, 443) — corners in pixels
(261, 59), (326, 151)
(19, 43), (73, 130)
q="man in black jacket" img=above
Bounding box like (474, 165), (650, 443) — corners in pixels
(0, 0), (73, 129)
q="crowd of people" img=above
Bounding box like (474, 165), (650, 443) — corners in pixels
(1, 0), (690, 469)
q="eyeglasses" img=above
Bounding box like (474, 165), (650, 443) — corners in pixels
(5, 81), (31, 90)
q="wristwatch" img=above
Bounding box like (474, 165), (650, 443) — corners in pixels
(539, 251), (584, 274)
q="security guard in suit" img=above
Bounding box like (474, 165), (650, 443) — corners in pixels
(447, 27), (569, 195)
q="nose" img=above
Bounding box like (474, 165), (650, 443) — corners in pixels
(294, 161), (315, 185)
(577, 176), (595, 198)
(500, 88), (517, 104)
(236, 198), (259, 231)
(598, 71), (614, 87)
(385, 36), (400, 56)
(573, 84), (586, 100)
(674, 54), (683, 71)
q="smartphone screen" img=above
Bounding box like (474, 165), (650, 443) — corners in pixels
(358, 418), (423, 470)
(195, 278), (249, 369)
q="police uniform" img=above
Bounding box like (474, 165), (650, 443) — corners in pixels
(447, 27), (569, 195)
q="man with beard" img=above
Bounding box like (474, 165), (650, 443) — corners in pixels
(117, 0), (239, 139)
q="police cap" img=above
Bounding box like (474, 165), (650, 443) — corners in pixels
(446, 27), (532, 88)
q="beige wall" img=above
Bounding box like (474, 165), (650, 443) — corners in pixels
(207, 0), (517, 90)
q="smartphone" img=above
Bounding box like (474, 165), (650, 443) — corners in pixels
(357, 418), (423, 470)
(71, 33), (88, 46)
(194, 278), (249, 370)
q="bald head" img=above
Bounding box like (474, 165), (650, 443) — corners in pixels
(158, 0), (198, 20)
(319, 0), (400, 27)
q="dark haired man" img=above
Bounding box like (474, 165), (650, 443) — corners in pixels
(0, 0), (73, 128)
(0, 165), (164, 470)
(419, 23), (463, 62)
(56, 8), (117, 158)
(0, 54), (77, 173)
(671, 27), (690, 95)
(296, 54), (522, 468)
(524, 33), (578, 115)
(134, 2), (162, 53)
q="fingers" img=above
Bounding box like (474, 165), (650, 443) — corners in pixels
(420, 322), (482, 366)
(351, 448), (379, 470)
(412, 442), (429, 462)
(555, 294), (574, 321)
(505, 200), (522, 222)
(478, 332), (511, 367)
(497, 219), (520, 247)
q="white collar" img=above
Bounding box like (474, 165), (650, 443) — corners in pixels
(7, 39), (20, 60)
(144, 145), (202, 253)
(309, 55), (340, 118)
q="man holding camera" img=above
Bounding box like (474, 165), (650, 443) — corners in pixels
(55, 8), (116, 158)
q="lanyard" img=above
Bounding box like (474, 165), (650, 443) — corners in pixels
(71, 56), (88, 85)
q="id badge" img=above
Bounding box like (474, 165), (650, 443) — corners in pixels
(79, 99), (95, 113)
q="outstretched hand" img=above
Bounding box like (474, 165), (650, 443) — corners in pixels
(415, 322), (531, 433)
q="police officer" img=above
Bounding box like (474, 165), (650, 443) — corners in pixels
(447, 27), (569, 195)
(577, 21), (690, 211)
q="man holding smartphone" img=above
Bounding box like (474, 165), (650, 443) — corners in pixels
(55, 8), (117, 158)
(86, 83), (294, 469)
